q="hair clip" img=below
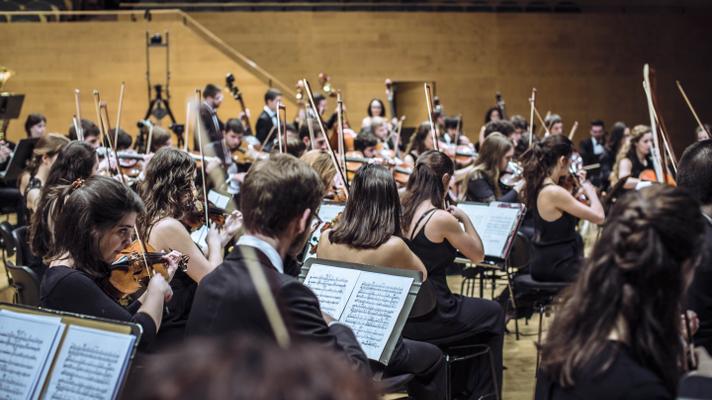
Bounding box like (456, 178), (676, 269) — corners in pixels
(71, 178), (85, 191)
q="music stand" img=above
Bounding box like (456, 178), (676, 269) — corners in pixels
(0, 137), (37, 183)
(0, 93), (25, 139)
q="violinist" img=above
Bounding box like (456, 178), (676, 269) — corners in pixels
(114, 128), (132, 151)
(138, 148), (242, 344)
(544, 114), (564, 136)
(199, 83), (225, 143)
(298, 123), (327, 151)
(285, 134), (307, 158)
(300, 149), (343, 200)
(31, 141), (99, 278)
(255, 88), (282, 145)
(465, 133), (523, 203)
(403, 122), (435, 166)
(18, 133), (69, 219)
(149, 126), (173, 153)
(39, 176), (182, 348)
(521, 135), (604, 283)
(478, 106), (503, 148)
(316, 163), (447, 398)
(509, 115), (530, 158)
(353, 130), (379, 159)
(360, 98), (387, 129)
(24, 113), (47, 138)
(610, 125), (654, 190)
(370, 117), (391, 149)
(400, 150), (503, 399)
(67, 118), (101, 148)
(599, 121), (629, 190)
(442, 116), (470, 146)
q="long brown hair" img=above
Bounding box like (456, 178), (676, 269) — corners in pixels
(404, 122), (433, 157)
(610, 124), (650, 186)
(329, 163), (401, 249)
(539, 186), (704, 394)
(24, 133), (69, 177)
(470, 132), (512, 198)
(401, 150), (454, 231)
(138, 148), (196, 237)
(520, 134), (573, 209)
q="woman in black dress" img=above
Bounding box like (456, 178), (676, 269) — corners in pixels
(401, 150), (504, 399)
(610, 124), (655, 190)
(465, 132), (523, 203)
(39, 176), (182, 348)
(536, 185), (706, 399)
(521, 135), (604, 282)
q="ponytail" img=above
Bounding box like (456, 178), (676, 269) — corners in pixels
(401, 150), (453, 230)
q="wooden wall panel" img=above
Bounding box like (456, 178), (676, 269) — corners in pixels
(0, 17), (295, 144)
(193, 11), (712, 152)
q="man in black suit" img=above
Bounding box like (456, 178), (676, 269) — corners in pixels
(199, 83), (225, 144)
(579, 119), (607, 188)
(678, 140), (712, 355)
(187, 154), (445, 399)
(255, 88), (282, 148)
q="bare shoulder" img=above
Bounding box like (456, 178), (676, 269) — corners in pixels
(429, 209), (459, 229)
(151, 217), (190, 237)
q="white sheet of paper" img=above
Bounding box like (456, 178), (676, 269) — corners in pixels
(303, 263), (361, 319)
(44, 325), (135, 400)
(303, 203), (345, 261)
(459, 203), (520, 258)
(0, 311), (65, 400)
(339, 272), (413, 360)
(190, 224), (209, 253)
(208, 190), (230, 209)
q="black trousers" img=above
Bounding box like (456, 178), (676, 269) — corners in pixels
(386, 337), (447, 399)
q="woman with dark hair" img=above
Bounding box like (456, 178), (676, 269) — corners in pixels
(404, 122), (435, 166)
(18, 133), (69, 218)
(401, 150), (503, 399)
(465, 132), (523, 203)
(40, 176), (182, 347)
(521, 135), (604, 282)
(317, 163), (446, 399)
(30, 141), (98, 277)
(361, 98), (387, 129)
(138, 148), (242, 346)
(599, 121), (628, 189)
(478, 106), (503, 148)
(536, 186), (706, 399)
(24, 113), (47, 138)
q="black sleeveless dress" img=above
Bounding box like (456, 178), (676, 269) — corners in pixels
(403, 208), (504, 398)
(530, 187), (583, 282)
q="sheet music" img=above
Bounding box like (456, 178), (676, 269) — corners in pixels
(459, 203), (521, 258)
(303, 203), (345, 261)
(340, 272), (413, 360)
(0, 311), (65, 400)
(44, 325), (135, 400)
(190, 224), (209, 253)
(208, 190), (230, 209)
(303, 264), (360, 319)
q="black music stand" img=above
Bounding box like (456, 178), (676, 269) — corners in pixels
(0, 93), (25, 140)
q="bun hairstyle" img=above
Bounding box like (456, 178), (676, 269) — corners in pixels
(519, 134), (574, 208)
(539, 185), (705, 393)
(400, 150), (454, 231)
(43, 176), (144, 279)
(25, 133), (69, 177)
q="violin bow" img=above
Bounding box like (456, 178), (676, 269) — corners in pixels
(114, 82), (125, 151)
(647, 67), (677, 173)
(394, 116), (406, 159)
(642, 64), (667, 183)
(146, 123), (155, 154)
(423, 83), (440, 151)
(529, 88), (537, 148)
(92, 90), (105, 146)
(100, 97), (153, 277)
(72, 115), (83, 142)
(302, 78), (350, 195)
(73, 89), (84, 141)
(676, 80), (711, 141)
(195, 89), (211, 230)
(534, 106), (551, 137)
(275, 100), (284, 154)
(568, 121), (579, 141)
(184, 100), (191, 152)
(336, 91), (347, 174)
(279, 102), (288, 154)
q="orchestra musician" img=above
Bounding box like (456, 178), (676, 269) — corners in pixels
(30, 141), (98, 279)
(24, 113), (47, 138)
(316, 163), (447, 399)
(610, 125), (655, 190)
(478, 106), (503, 148)
(353, 130), (380, 159)
(137, 148), (242, 346)
(199, 83), (225, 143)
(400, 150), (504, 399)
(509, 115), (530, 158)
(298, 123), (328, 151)
(39, 176), (183, 348)
(599, 121), (629, 190)
(404, 122), (435, 166)
(361, 98), (388, 129)
(535, 185), (705, 399)
(149, 126), (173, 153)
(521, 135), (604, 283)
(206, 118), (246, 196)
(18, 133), (69, 219)
(186, 154), (370, 373)
(578, 120), (607, 188)
(677, 139), (712, 355)
(544, 114), (563, 136)
(255, 88), (282, 146)
(67, 118), (101, 148)
(465, 132), (523, 203)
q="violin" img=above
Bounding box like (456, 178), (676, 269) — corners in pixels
(182, 197), (230, 231)
(108, 240), (189, 298)
(499, 160), (523, 188)
(639, 168), (676, 186)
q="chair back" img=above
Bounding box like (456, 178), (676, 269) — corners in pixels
(678, 373), (712, 400)
(507, 232), (530, 271)
(409, 279), (437, 319)
(7, 263), (41, 306)
(12, 225), (29, 267)
(0, 221), (17, 261)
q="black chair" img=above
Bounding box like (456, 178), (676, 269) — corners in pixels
(374, 370), (414, 399)
(12, 225), (30, 267)
(505, 232), (531, 340)
(512, 273), (568, 374)
(7, 263), (40, 305)
(0, 220), (17, 263)
(677, 373), (712, 400)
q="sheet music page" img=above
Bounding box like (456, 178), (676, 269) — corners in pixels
(303, 203), (345, 261)
(303, 263), (361, 319)
(0, 311), (64, 400)
(459, 204), (520, 258)
(190, 224), (209, 253)
(44, 325), (135, 400)
(339, 272), (413, 360)
(208, 190), (230, 209)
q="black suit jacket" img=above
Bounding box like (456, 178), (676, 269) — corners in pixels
(199, 103), (224, 143)
(186, 245), (370, 373)
(255, 110), (275, 145)
(578, 137), (598, 167)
